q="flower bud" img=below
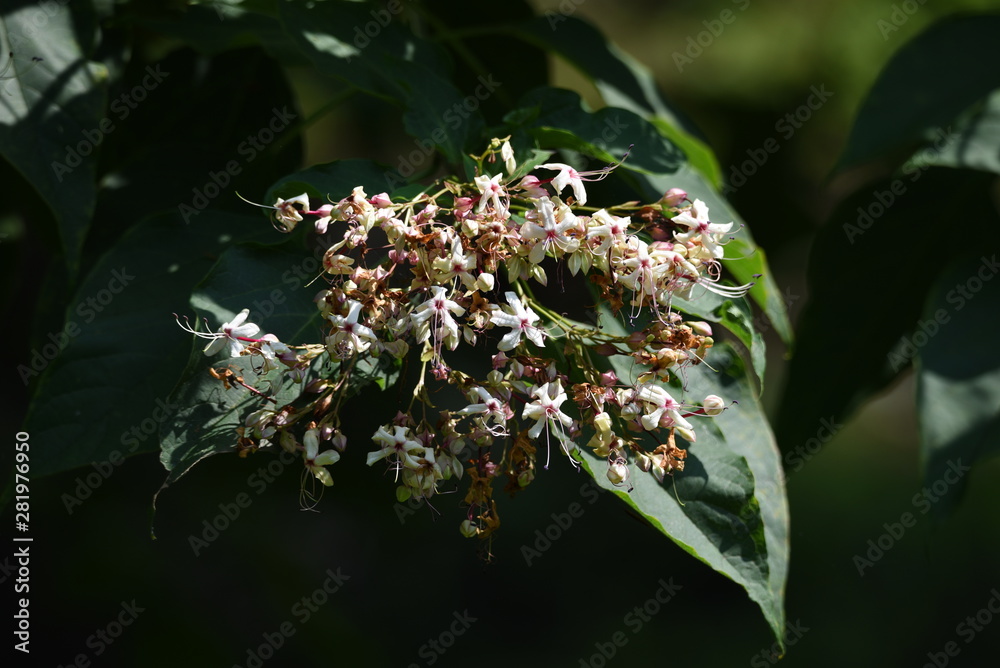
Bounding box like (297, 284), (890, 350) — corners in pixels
(636, 452), (652, 472)
(689, 321), (713, 337)
(660, 188), (687, 207)
(460, 519), (479, 538)
(477, 272), (495, 292)
(703, 395), (725, 416)
(607, 460), (629, 485)
(600, 370), (618, 386)
(370, 192), (392, 208)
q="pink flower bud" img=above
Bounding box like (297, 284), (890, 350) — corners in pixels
(660, 188), (687, 207)
(370, 192), (392, 208)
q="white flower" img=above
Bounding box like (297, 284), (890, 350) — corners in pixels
(474, 173), (507, 214)
(537, 162), (588, 205)
(522, 380), (573, 440)
(671, 199), (733, 259)
(457, 386), (509, 433)
(304, 428), (340, 487)
(520, 196), (579, 265)
(489, 291), (546, 351)
(410, 286), (465, 352)
(367, 425), (424, 469)
(635, 383), (693, 432)
(431, 236), (478, 290)
(326, 300), (378, 355)
(175, 308), (262, 358)
(586, 209), (631, 256)
(273, 194), (310, 232)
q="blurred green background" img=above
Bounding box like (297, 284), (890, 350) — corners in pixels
(5, 0), (1000, 666)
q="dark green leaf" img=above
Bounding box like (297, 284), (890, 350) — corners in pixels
(907, 89), (1000, 176)
(836, 14), (1000, 172)
(159, 242), (327, 484)
(277, 0), (484, 165)
(589, 309), (787, 648)
(916, 252), (1000, 516)
(776, 168), (999, 457)
(21, 210), (276, 477)
(0, 4), (107, 276)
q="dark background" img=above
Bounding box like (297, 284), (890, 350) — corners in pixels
(4, 0), (1000, 666)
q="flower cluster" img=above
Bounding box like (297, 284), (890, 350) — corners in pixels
(177, 138), (751, 537)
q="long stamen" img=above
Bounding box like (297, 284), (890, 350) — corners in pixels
(173, 313), (223, 340)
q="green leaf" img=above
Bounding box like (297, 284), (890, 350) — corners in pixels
(916, 252), (1000, 516)
(508, 88), (791, 349)
(776, 168), (1000, 457)
(0, 4), (107, 276)
(836, 14), (1000, 172)
(907, 88), (1000, 176)
(136, 1), (309, 65)
(277, 0), (483, 165)
(21, 210), (275, 477)
(503, 16), (721, 186)
(158, 241), (327, 485)
(588, 310), (787, 648)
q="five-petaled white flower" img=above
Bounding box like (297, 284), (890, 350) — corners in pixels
(671, 199), (733, 259)
(327, 300), (378, 356)
(474, 173), (507, 214)
(522, 380), (573, 439)
(367, 425), (424, 470)
(489, 291), (546, 351)
(410, 286), (465, 352)
(520, 196), (579, 265)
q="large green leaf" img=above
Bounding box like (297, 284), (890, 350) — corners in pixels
(21, 210), (274, 477)
(916, 252), (1000, 516)
(158, 242), (327, 485)
(585, 311), (787, 648)
(0, 3), (107, 276)
(501, 16), (721, 187)
(278, 0), (484, 165)
(907, 88), (1000, 176)
(836, 14), (1000, 173)
(776, 168), (999, 456)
